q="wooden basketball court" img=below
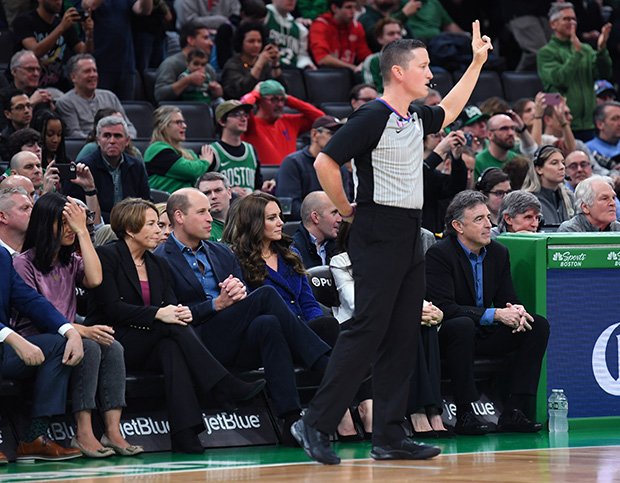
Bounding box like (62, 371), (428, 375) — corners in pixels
(1, 423), (618, 483)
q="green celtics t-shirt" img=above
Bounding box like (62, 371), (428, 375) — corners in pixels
(211, 141), (259, 194)
(265, 4), (307, 68)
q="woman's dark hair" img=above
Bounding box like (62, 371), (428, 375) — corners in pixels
(22, 192), (74, 274)
(32, 109), (68, 165)
(475, 167), (510, 193)
(233, 21), (267, 54)
(222, 192), (305, 287)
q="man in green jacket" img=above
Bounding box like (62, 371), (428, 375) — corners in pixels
(537, 1), (612, 141)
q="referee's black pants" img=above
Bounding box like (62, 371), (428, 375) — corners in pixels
(305, 204), (424, 446)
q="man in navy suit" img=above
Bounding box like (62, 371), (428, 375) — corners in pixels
(426, 191), (549, 435)
(154, 188), (331, 446)
(0, 247), (84, 462)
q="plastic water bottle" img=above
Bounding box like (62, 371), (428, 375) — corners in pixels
(548, 389), (568, 432)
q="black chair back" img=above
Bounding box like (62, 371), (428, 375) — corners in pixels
(306, 265), (340, 308)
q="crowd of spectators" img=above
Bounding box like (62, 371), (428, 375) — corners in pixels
(0, 0), (619, 464)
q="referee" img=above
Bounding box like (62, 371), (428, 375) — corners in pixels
(291, 22), (493, 464)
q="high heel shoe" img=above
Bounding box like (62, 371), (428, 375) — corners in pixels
(100, 435), (144, 456)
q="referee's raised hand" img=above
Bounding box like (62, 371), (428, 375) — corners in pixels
(471, 20), (493, 66)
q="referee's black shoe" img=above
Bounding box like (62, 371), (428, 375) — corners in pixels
(291, 418), (341, 465)
(370, 438), (441, 460)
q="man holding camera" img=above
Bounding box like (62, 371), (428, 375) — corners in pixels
(12, 0), (94, 92)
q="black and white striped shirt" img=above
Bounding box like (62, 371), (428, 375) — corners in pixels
(324, 99), (444, 209)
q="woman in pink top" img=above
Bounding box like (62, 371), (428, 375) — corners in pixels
(13, 193), (142, 458)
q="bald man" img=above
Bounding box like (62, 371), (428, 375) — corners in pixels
(0, 174), (36, 200)
(292, 191), (342, 268)
(474, 114), (518, 178)
(9, 151), (44, 192)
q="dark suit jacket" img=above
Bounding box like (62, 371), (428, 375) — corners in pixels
(153, 236), (244, 324)
(64, 148), (151, 222)
(425, 236), (520, 325)
(0, 246), (67, 334)
(86, 239), (177, 328)
(292, 223), (336, 269)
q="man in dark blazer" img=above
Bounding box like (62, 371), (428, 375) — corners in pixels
(64, 116), (150, 222)
(0, 247), (83, 462)
(426, 191), (549, 435)
(292, 191), (341, 269)
(154, 188), (331, 445)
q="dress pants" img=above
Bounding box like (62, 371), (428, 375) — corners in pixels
(305, 204), (425, 446)
(195, 286), (330, 417)
(439, 315), (550, 405)
(116, 322), (228, 434)
(1, 334), (71, 418)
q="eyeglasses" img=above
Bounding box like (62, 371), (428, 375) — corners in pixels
(315, 127), (334, 135)
(17, 65), (41, 73)
(489, 125), (516, 132)
(11, 102), (32, 111)
(560, 16), (577, 23)
(488, 190), (512, 197)
(228, 110), (249, 119)
(169, 119), (187, 126)
(263, 96), (286, 104)
(565, 161), (591, 170)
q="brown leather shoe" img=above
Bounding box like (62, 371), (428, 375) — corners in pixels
(0, 451), (8, 464)
(16, 436), (82, 462)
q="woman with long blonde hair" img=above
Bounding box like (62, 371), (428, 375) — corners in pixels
(144, 106), (214, 193)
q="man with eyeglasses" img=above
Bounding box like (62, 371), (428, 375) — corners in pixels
(8, 51), (62, 114)
(474, 114), (518, 178)
(277, 116), (345, 220)
(12, 0), (94, 91)
(349, 83), (378, 111)
(537, 2), (612, 141)
(0, 89), (33, 160)
(240, 80), (324, 166)
(210, 100), (272, 198)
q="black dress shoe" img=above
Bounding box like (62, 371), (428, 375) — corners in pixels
(454, 411), (490, 435)
(497, 409), (543, 433)
(370, 438), (441, 460)
(290, 418), (340, 465)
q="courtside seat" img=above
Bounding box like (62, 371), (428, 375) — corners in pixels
(501, 71), (544, 102)
(304, 69), (353, 106)
(150, 188), (170, 203)
(306, 265), (339, 308)
(261, 165), (279, 181)
(283, 220), (301, 237)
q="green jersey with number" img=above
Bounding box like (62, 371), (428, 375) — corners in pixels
(265, 4), (314, 69)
